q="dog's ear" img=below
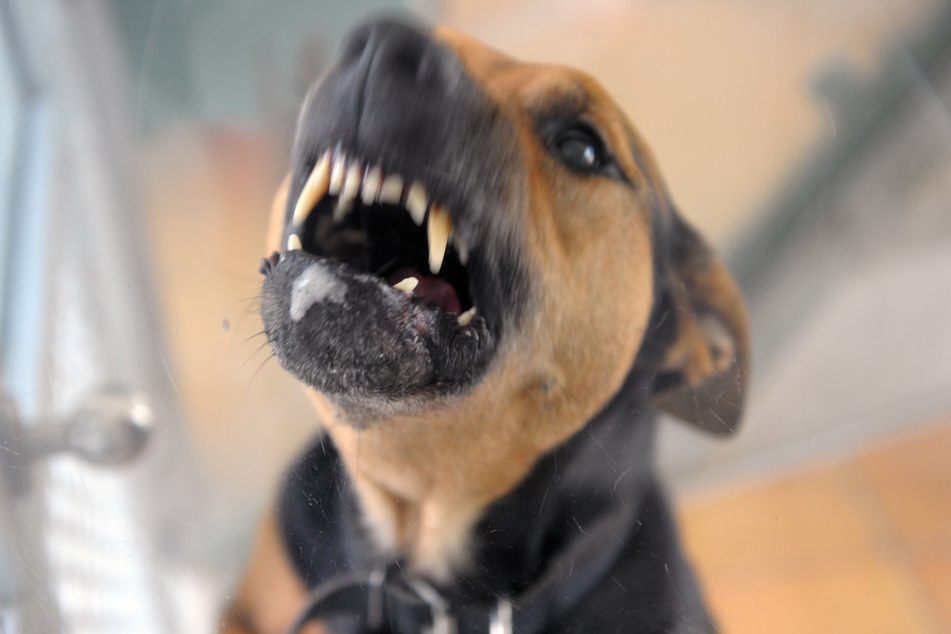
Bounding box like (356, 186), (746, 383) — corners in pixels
(651, 212), (750, 435)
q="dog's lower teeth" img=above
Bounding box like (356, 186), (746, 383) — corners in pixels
(457, 307), (476, 326)
(287, 234), (302, 251)
(393, 277), (419, 293)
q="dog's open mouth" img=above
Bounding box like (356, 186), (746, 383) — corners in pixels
(260, 145), (498, 409)
(288, 148), (475, 324)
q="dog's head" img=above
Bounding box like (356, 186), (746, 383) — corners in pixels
(261, 18), (748, 441)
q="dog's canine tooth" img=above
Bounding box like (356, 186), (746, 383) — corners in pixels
(393, 277), (419, 294)
(287, 234), (302, 251)
(428, 205), (451, 274)
(406, 181), (427, 226)
(453, 234), (469, 266)
(293, 151), (331, 227)
(362, 166), (383, 204)
(378, 174), (404, 205)
(335, 161), (363, 221)
(329, 152), (347, 196)
(457, 306), (476, 326)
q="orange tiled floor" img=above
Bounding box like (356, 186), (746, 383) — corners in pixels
(678, 421), (951, 633)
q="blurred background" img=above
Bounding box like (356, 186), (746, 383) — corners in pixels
(1, 0), (950, 632)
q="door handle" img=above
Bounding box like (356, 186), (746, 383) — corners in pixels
(0, 385), (153, 498)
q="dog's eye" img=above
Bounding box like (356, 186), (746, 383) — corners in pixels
(554, 128), (605, 173)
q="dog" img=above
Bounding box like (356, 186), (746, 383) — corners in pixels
(223, 17), (749, 634)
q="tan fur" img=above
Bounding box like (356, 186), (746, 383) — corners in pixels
(233, 25), (746, 631)
(220, 514), (324, 634)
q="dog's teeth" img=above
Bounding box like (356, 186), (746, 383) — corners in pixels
(335, 161), (362, 221)
(362, 166), (383, 204)
(428, 205), (451, 274)
(393, 277), (419, 294)
(378, 175), (404, 205)
(453, 234), (469, 266)
(406, 182), (427, 226)
(287, 234), (302, 251)
(293, 151), (331, 227)
(329, 152), (346, 196)
(457, 307), (476, 326)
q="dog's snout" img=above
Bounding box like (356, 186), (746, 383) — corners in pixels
(340, 19), (444, 89)
(304, 17), (508, 221)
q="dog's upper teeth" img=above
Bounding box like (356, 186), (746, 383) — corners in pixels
(405, 182), (427, 226)
(378, 174), (404, 205)
(362, 166), (383, 205)
(293, 151), (331, 227)
(393, 277), (419, 293)
(453, 234), (469, 266)
(334, 161), (363, 222)
(329, 152), (347, 196)
(457, 306), (476, 326)
(428, 204), (451, 274)
(287, 148), (471, 270)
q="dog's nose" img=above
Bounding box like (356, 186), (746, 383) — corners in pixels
(328, 18), (469, 155)
(339, 18), (444, 89)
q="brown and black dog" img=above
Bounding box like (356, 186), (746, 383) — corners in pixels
(224, 17), (748, 634)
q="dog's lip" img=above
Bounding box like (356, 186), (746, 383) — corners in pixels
(260, 248), (493, 397)
(279, 250), (481, 339)
(265, 247), (485, 340)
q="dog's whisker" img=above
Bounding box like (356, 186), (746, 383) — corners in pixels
(239, 330), (268, 348)
(244, 338), (273, 362)
(247, 353), (275, 390)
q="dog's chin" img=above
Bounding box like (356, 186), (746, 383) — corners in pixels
(260, 250), (495, 424)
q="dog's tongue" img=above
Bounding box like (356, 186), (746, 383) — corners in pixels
(388, 268), (461, 315)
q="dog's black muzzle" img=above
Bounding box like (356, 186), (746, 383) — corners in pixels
(260, 19), (530, 413)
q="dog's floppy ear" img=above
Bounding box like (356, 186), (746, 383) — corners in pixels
(651, 212), (750, 435)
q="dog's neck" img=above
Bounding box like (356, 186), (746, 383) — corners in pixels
(309, 364), (659, 585)
(459, 372), (659, 599)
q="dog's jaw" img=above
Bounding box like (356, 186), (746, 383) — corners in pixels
(260, 21), (531, 424)
(260, 248), (496, 425)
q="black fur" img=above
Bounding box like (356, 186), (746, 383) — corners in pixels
(279, 363), (716, 632)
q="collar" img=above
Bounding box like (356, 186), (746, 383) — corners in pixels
(286, 564), (512, 634)
(286, 493), (644, 634)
